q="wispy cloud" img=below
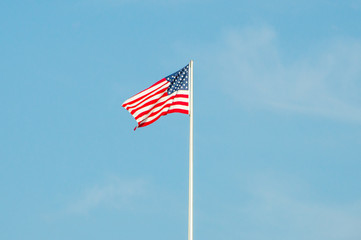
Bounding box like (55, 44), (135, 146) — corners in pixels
(200, 26), (361, 123)
(202, 172), (361, 240)
(237, 172), (361, 240)
(81, 0), (192, 7)
(43, 175), (185, 222)
(65, 176), (147, 215)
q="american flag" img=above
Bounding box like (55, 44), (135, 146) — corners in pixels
(122, 64), (189, 130)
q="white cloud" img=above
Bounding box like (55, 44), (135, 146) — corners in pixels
(195, 171), (361, 240)
(238, 173), (361, 240)
(43, 175), (185, 221)
(65, 176), (147, 215)
(202, 26), (361, 123)
(82, 0), (192, 6)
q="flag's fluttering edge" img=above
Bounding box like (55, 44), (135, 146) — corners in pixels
(122, 64), (189, 130)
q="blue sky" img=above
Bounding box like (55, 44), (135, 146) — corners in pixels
(1, 0), (361, 239)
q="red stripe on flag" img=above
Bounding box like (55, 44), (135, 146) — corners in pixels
(129, 91), (169, 115)
(135, 100), (189, 122)
(122, 79), (168, 108)
(139, 109), (189, 128)
(136, 99), (189, 125)
(132, 93), (188, 119)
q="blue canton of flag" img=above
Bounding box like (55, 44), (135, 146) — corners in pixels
(166, 66), (189, 95)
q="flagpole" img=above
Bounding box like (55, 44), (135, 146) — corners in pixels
(188, 60), (194, 240)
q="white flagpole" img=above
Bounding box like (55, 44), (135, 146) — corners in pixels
(188, 60), (194, 240)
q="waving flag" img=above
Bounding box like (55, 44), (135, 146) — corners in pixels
(122, 64), (189, 130)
